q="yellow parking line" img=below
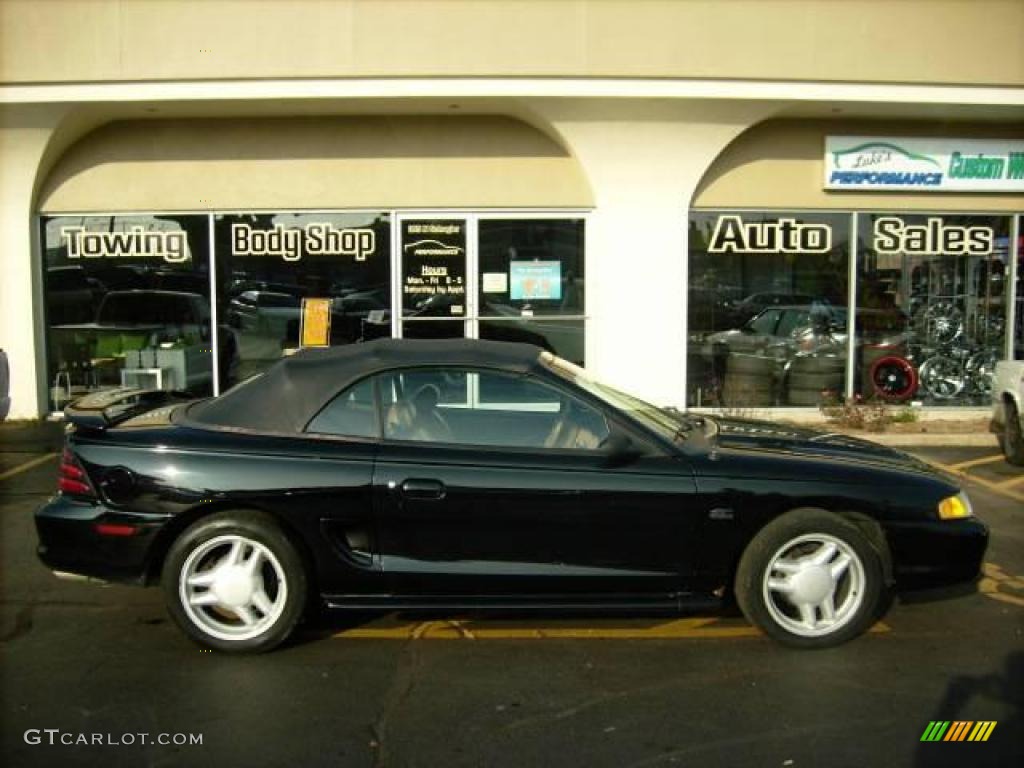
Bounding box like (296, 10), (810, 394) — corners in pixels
(333, 616), (891, 640)
(978, 578), (1024, 608)
(0, 452), (58, 482)
(949, 454), (1006, 471)
(980, 563), (1024, 606)
(994, 474), (1024, 489)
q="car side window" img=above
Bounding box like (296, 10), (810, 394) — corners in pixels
(776, 310), (809, 338)
(747, 309), (781, 335)
(306, 377), (378, 438)
(377, 368), (610, 450)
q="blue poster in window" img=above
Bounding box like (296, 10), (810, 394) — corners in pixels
(509, 261), (561, 301)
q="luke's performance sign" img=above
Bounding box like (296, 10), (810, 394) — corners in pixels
(401, 220), (466, 315)
(825, 136), (1024, 192)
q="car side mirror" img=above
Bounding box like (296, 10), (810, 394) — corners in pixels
(602, 430), (643, 467)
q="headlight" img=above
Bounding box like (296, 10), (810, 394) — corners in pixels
(938, 491), (973, 520)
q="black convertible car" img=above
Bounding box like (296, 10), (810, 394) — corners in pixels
(36, 339), (987, 652)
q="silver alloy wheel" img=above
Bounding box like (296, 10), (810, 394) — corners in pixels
(179, 534), (288, 642)
(918, 356), (965, 400)
(761, 533), (866, 638)
(965, 351), (997, 396)
(918, 302), (963, 346)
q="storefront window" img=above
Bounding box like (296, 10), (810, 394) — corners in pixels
(687, 211), (850, 407)
(479, 319), (584, 366)
(215, 212), (391, 383)
(1015, 216), (1024, 360)
(42, 215), (212, 410)
(402, 320), (466, 340)
(477, 219), (585, 364)
(40, 210), (584, 410)
(855, 213), (1011, 405)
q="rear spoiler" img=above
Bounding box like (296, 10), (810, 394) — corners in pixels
(64, 388), (193, 430)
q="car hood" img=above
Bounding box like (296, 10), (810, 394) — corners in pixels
(709, 417), (936, 475)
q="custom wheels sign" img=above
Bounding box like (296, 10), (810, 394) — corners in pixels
(825, 136), (1024, 192)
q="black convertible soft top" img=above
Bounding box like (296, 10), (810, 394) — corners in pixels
(187, 338), (544, 433)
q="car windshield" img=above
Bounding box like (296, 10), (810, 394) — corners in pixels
(540, 352), (702, 442)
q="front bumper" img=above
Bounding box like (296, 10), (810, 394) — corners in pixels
(35, 495), (170, 585)
(885, 517), (990, 590)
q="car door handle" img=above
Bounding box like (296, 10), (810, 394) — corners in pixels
(399, 479), (446, 500)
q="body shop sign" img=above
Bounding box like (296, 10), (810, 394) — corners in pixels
(224, 219), (377, 262)
(825, 137), (1024, 192)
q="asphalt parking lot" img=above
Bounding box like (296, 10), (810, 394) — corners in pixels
(1, 429), (1021, 768)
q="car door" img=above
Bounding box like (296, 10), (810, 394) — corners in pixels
(370, 367), (700, 601)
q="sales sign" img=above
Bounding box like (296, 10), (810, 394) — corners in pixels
(825, 136), (1024, 192)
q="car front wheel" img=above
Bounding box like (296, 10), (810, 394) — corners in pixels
(162, 511), (308, 653)
(735, 509), (885, 648)
(1002, 402), (1024, 466)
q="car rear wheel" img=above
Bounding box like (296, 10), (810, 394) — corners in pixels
(162, 511), (307, 653)
(735, 509), (884, 648)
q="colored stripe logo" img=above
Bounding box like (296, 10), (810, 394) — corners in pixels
(833, 142), (942, 169)
(920, 721), (997, 742)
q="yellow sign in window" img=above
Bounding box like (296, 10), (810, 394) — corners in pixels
(300, 298), (332, 348)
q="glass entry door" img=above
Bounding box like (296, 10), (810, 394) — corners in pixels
(399, 216), (472, 340)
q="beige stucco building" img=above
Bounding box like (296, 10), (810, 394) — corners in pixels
(2, 0), (1022, 419)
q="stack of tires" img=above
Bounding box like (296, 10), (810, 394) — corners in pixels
(860, 344), (893, 375)
(785, 354), (845, 406)
(721, 353), (775, 407)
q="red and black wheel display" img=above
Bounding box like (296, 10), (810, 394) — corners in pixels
(868, 355), (918, 402)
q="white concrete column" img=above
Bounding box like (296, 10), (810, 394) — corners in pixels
(0, 104), (69, 418)
(534, 100), (774, 407)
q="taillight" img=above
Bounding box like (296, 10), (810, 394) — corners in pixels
(58, 447), (96, 498)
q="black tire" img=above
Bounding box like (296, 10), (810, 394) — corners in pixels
(868, 355), (918, 402)
(722, 372), (773, 390)
(727, 354), (776, 375)
(788, 356), (845, 375)
(735, 508), (885, 649)
(787, 372), (844, 391)
(722, 391), (774, 407)
(722, 373), (774, 406)
(1004, 401), (1024, 466)
(162, 510), (308, 653)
